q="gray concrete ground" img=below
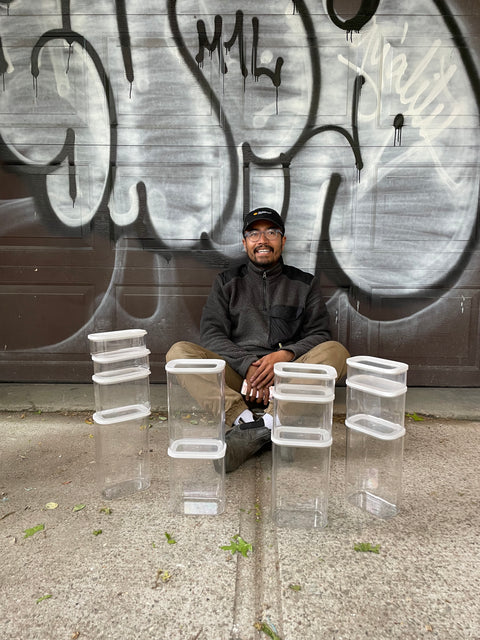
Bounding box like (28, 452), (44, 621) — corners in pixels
(1, 385), (480, 640)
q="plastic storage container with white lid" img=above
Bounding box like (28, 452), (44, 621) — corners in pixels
(272, 384), (334, 444)
(272, 434), (332, 529)
(346, 379), (406, 430)
(274, 362), (337, 390)
(88, 329), (147, 354)
(165, 359), (225, 447)
(345, 420), (405, 519)
(347, 355), (408, 386)
(93, 405), (151, 499)
(92, 367), (151, 413)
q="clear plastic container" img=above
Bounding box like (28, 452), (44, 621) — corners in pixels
(346, 377), (406, 429)
(345, 418), (405, 519)
(165, 359), (225, 452)
(347, 355), (408, 387)
(274, 362), (337, 392)
(272, 435), (332, 529)
(272, 383), (334, 444)
(93, 405), (151, 499)
(91, 347), (150, 374)
(88, 329), (147, 355)
(92, 367), (151, 413)
(168, 443), (226, 515)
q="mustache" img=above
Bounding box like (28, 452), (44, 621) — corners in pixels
(254, 244), (273, 252)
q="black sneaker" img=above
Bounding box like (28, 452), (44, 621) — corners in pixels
(223, 417), (271, 473)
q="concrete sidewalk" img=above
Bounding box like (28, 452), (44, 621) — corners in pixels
(1, 386), (480, 639)
(1, 383), (480, 419)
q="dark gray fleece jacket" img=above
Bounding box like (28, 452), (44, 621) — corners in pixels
(199, 258), (331, 378)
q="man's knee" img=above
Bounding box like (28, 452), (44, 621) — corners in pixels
(299, 340), (350, 379)
(166, 340), (199, 362)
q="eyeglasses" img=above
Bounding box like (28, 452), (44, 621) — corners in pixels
(244, 228), (283, 241)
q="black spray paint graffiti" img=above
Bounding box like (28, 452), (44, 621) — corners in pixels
(0, 0), (479, 311)
(393, 113), (404, 146)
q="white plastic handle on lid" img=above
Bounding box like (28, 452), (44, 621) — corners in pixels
(92, 366), (151, 385)
(168, 438), (226, 459)
(347, 355), (408, 375)
(271, 432), (333, 448)
(88, 328), (147, 342)
(274, 362), (337, 379)
(91, 347), (150, 363)
(165, 359), (225, 374)
(346, 414), (406, 440)
(271, 385), (334, 404)
(346, 376), (406, 397)
(93, 405), (151, 424)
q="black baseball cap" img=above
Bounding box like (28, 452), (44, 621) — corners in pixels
(242, 207), (285, 235)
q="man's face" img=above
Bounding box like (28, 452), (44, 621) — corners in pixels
(242, 220), (286, 268)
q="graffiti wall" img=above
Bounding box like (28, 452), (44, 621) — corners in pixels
(0, 0), (479, 385)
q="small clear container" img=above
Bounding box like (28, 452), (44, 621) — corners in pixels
(345, 418), (405, 519)
(346, 377), (406, 429)
(93, 405), (151, 499)
(88, 329), (147, 355)
(92, 367), (151, 413)
(347, 355), (408, 387)
(272, 435), (332, 529)
(168, 442), (226, 515)
(274, 362), (337, 392)
(272, 383), (334, 444)
(91, 347), (150, 374)
(165, 359), (225, 452)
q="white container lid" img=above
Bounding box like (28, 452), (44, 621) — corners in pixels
(274, 362), (337, 380)
(92, 366), (151, 385)
(93, 404), (151, 425)
(346, 375), (406, 397)
(272, 431), (332, 448)
(272, 384), (334, 404)
(168, 438), (226, 459)
(91, 347), (150, 363)
(347, 355), (408, 375)
(346, 414), (405, 440)
(165, 359), (225, 374)
(88, 329), (147, 342)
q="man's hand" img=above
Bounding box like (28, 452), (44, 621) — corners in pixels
(243, 350), (294, 405)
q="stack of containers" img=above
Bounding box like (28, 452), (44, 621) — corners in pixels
(88, 329), (151, 500)
(165, 359), (226, 516)
(271, 362), (337, 529)
(345, 355), (408, 519)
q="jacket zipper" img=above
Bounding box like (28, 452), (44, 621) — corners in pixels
(263, 271), (267, 312)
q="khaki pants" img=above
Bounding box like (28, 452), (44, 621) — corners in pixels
(166, 340), (350, 427)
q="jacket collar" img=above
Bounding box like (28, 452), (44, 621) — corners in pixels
(247, 257), (284, 278)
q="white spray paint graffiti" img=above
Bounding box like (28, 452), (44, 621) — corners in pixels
(0, 0), (478, 382)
